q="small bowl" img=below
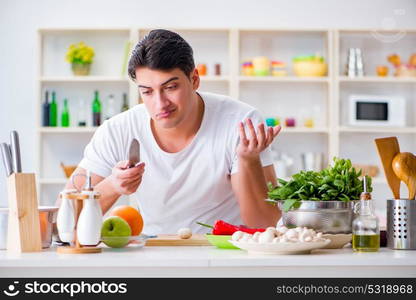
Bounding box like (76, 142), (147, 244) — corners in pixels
(60, 162), (77, 178)
(293, 61), (327, 77)
(205, 234), (239, 249)
(322, 234), (352, 249)
(0, 206), (58, 249)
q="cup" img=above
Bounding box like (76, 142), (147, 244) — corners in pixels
(301, 152), (323, 172)
(376, 65), (389, 77)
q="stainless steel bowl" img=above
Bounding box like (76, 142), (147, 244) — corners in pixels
(0, 206), (58, 249)
(274, 200), (356, 234)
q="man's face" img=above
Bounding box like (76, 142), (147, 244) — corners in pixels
(135, 67), (200, 129)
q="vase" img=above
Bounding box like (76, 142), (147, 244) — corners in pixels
(71, 63), (91, 76)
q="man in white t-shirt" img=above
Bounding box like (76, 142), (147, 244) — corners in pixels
(60, 29), (282, 235)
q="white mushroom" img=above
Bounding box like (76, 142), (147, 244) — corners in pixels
(285, 229), (298, 239)
(231, 231), (244, 241)
(177, 228), (192, 239)
(266, 227), (277, 236)
(240, 233), (252, 242)
(276, 226), (288, 234)
(258, 231), (275, 244)
(252, 231), (261, 242)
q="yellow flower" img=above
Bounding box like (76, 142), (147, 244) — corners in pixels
(65, 42), (95, 64)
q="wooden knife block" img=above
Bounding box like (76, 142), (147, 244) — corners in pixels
(6, 173), (42, 253)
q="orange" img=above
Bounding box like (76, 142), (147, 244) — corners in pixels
(39, 212), (48, 242)
(109, 205), (144, 236)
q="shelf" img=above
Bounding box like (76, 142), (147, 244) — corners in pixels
(280, 127), (329, 133)
(39, 178), (68, 185)
(339, 126), (416, 133)
(199, 76), (230, 82)
(38, 127), (97, 133)
(239, 76), (329, 83)
(40, 76), (129, 83)
(338, 76), (416, 83)
(39, 28), (131, 34)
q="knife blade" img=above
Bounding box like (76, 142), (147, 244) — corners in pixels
(10, 130), (22, 173)
(127, 138), (140, 168)
(0, 143), (13, 176)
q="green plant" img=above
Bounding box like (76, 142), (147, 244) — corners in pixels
(65, 42), (95, 65)
(267, 157), (372, 212)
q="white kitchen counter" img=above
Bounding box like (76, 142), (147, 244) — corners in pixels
(0, 245), (415, 278)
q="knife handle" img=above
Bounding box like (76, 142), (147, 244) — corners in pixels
(10, 130), (22, 173)
(0, 143), (13, 176)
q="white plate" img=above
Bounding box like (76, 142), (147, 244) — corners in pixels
(322, 234), (352, 249)
(100, 234), (155, 249)
(229, 239), (331, 255)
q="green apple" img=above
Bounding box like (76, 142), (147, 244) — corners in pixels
(101, 216), (132, 248)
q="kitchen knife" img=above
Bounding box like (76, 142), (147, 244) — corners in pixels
(0, 143), (13, 176)
(127, 138), (140, 168)
(10, 130), (22, 173)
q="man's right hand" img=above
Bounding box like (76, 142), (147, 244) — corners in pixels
(108, 160), (145, 195)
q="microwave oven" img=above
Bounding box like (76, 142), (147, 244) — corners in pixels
(348, 94), (406, 127)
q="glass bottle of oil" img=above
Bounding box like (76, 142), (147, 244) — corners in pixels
(352, 176), (380, 252)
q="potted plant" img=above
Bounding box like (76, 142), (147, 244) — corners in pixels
(267, 157), (372, 234)
(65, 42), (95, 76)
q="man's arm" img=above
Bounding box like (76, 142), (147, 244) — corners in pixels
(231, 163), (280, 228)
(230, 118), (281, 228)
(55, 161), (145, 215)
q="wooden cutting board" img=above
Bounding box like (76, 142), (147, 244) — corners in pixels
(145, 234), (210, 246)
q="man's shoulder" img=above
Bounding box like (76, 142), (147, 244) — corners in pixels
(201, 92), (256, 117)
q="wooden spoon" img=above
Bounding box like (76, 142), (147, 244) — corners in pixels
(374, 137), (401, 199)
(392, 152), (416, 200)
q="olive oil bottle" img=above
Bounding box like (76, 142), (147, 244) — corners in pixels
(352, 176), (380, 252)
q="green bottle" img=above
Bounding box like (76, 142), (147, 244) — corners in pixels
(92, 90), (101, 126)
(61, 98), (70, 127)
(49, 91), (58, 127)
(121, 93), (129, 112)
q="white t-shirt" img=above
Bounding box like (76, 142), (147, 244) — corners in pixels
(79, 92), (273, 235)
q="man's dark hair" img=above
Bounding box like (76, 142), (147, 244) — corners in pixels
(128, 29), (195, 80)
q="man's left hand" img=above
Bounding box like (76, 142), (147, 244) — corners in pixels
(236, 118), (281, 161)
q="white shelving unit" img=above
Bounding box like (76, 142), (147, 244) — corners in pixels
(36, 28), (139, 206)
(335, 29), (416, 212)
(36, 27), (416, 211)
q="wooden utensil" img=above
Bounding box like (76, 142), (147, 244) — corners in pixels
(374, 137), (401, 199)
(145, 234), (210, 246)
(392, 152), (416, 200)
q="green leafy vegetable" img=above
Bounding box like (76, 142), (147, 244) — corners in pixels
(267, 157), (372, 212)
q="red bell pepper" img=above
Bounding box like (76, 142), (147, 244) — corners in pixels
(197, 220), (266, 235)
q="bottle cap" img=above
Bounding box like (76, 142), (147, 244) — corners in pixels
(360, 176), (371, 200)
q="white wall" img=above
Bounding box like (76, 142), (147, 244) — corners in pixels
(1, 0), (416, 206)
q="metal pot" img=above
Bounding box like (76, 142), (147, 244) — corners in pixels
(275, 200), (357, 234)
(0, 206), (58, 249)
